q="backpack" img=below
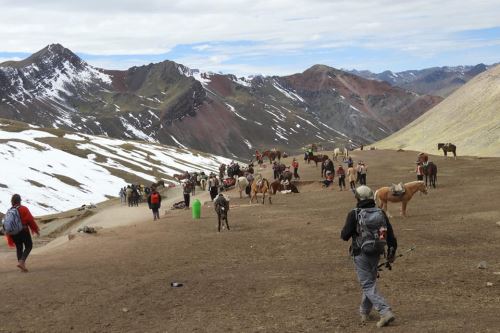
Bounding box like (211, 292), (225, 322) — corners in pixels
(2, 207), (23, 236)
(150, 192), (160, 204)
(355, 207), (388, 256)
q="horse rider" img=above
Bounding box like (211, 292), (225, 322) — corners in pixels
(341, 185), (397, 328)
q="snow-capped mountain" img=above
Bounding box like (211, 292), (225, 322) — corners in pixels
(0, 44), (441, 158)
(349, 64), (494, 97)
(0, 119), (232, 215)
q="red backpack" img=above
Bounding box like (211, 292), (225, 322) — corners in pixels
(151, 192), (160, 204)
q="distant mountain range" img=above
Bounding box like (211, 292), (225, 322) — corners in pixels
(348, 64), (496, 97)
(376, 64), (500, 157)
(0, 44), (441, 158)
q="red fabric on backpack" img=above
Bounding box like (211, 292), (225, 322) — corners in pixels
(151, 193), (160, 204)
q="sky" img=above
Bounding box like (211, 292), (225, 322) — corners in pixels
(0, 0), (499, 76)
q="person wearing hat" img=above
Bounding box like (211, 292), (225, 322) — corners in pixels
(340, 185), (398, 328)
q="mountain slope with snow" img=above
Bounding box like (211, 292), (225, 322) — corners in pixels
(0, 119), (232, 215)
(1, 44), (441, 157)
(375, 65), (500, 157)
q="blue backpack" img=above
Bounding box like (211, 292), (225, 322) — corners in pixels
(2, 207), (24, 236)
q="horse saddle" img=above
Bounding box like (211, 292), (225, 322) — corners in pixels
(390, 183), (406, 196)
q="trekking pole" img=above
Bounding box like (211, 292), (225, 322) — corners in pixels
(378, 246), (416, 271)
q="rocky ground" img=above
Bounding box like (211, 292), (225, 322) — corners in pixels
(1, 149), (500, 332)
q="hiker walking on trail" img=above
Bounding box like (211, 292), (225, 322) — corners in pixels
(358, 162), (367, 185)
(415, 162), (424, 181)
(291, 158), (300, 180)
(208, 174), (219, 200)
(337, 165), (346, 191)
(347, 165), (357, 191)
(147, 187), (162, 221)
(3, 194), (39, 272)
(182, 180), (192, 209)
(341, 186), (397, 328)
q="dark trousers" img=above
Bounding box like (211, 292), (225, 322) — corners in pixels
(357, 172), (361, 183)
(339, 175), (346, 188)
(293, 167), (300, 179)
(417, 175), (423, 181)
(184, 193), (190, 208)
(273, 170), (279, 179)
(11, 229), (33, 262)
(360, 174), (367, 185)
(210, 187), (218, 200)
(350, 181), (356, 190)
(152, 208), (160, 220)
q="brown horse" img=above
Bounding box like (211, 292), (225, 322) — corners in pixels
(423, 162), (437, 188)
(374, 181), (428, 217)
(438, 143), (457, 159)
(262, 150), (282, 163)
(250, 178), (272, 204)
(308, 154), (328, 166)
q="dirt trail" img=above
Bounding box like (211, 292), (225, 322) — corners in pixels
(1, 150), (500, 333)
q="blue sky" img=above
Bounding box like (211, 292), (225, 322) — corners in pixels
(0, 0), (499, 76)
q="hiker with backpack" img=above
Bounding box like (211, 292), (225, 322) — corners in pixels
(147, 187), (162, 221)
(340, 185), (398, 328)
(182, 179), (193, 209)
(2, 194), (39, 272)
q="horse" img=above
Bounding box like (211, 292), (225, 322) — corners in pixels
(438, 143), (457, 159)
(200, 178), (207, 191)
(423, 162), (438, 188)
(308, 154), (328, 166)
(236, 176), (249, 198)
(374, 181), (428, 217)
(333, 148), (348, 161)
(262, 150), (282, 163)
(250, 178), (272, 204)
(214, 194), (230, 232)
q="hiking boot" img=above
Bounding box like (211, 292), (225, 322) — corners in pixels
(376, 311), (395, 328)
(17, 260), (28, 272)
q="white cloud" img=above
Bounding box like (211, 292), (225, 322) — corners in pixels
(0, 0), (499, 55)
(1, 0), (499, 75)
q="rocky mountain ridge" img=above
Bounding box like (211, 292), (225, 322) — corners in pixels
(0, 44), (442, 158)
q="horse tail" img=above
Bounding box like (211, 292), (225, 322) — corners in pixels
(374, 189), (381, 208)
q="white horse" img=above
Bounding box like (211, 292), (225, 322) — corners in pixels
(333, 147), (349, 161)
(236, 176), (249, 198)
(200, 178), (207, 191)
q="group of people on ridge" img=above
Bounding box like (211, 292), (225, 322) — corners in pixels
(322, 156), (367, 191)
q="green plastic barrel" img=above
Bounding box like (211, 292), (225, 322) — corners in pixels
(192, 199), (201, 219)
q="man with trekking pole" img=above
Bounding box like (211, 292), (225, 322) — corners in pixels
(341, 185), (398, 328)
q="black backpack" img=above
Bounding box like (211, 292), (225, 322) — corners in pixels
(355, 208), (388, 256)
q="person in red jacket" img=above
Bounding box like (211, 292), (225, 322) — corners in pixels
(5, 194), (39, 272)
